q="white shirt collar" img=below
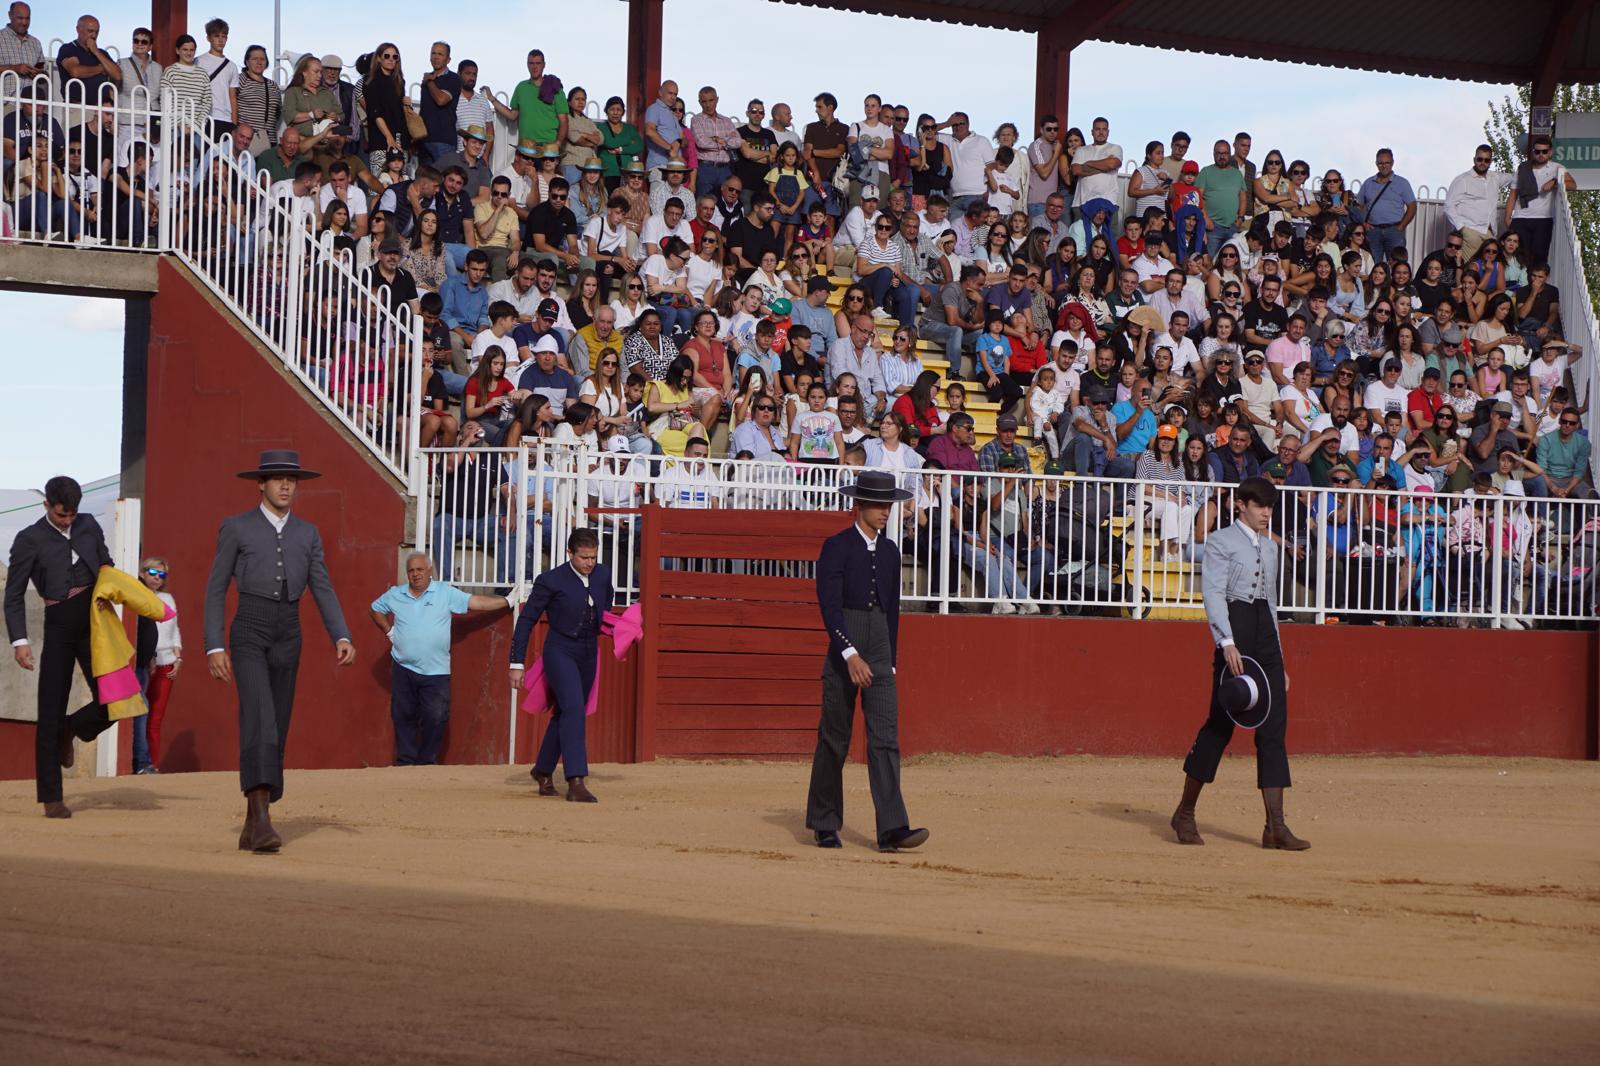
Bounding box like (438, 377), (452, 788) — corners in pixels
(260, 504), (290, 533)
(570, 561), (590, 587)
(855, 522), (879, 551)
(1238, 522), (1260, 547)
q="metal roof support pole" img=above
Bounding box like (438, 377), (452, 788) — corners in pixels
(627, 0), (664, 131)
(149, 0), (188, 66)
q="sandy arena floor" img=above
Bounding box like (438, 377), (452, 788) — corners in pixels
(0, 755), (1596, 1064)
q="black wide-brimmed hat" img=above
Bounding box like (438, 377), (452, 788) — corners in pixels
(236, 449), (322, 481)
(839, 470), (912, 504)
(1217, 655), (1272, 730)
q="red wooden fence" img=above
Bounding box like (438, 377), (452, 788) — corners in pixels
(637, 505), (849, 760)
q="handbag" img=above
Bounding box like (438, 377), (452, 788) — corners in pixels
(402, 98), (427, 142)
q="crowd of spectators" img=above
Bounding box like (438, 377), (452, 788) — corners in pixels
(7, 6), (1596, 620)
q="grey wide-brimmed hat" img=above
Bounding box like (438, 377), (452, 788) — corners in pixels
(840, 470), (912, 504)
(237, 449), (322, 480)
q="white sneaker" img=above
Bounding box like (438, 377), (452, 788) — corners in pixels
(992, 599), (1016, 615)
(870, 307), (892, 321)
(1018, 601), (1040, 615)
(1501, 616), (1525, 631)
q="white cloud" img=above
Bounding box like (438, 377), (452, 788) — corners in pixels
(64, 297), (126, 334)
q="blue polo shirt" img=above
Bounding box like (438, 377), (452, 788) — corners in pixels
(643, 100), (682, 169)
(371, 580), (473, 676)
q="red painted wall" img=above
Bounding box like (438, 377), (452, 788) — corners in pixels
(895, 617), (1596, 760)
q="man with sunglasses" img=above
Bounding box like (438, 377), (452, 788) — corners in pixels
(1444, 144), (1510, 261)
(472, 177), (522, 280)
(1536, 409), (1596, 500)
(1024, 114), (1063, 221)
(734, 98), (777, 203)
(1503, 133), (1576, 265)
(525, 177), (584, 273)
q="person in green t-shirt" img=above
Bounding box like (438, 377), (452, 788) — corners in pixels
(490, 49), (567, 150)
(1195, 139), (1248, 261)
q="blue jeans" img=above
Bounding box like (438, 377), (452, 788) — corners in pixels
(391, 662), (452, 765)
(19, 195), (81, 239)
(650, 297), (693, 337)
(696, 161), (732, 199)
(437, 369), (467, 396)
(1105, 454), (1138, 479)
(863, 267), (917, 325)
(959, 539), (1021, 600)
(417, 141), (453, 167)
(1066, 434), (1108, 476)
(431, 513), (509, 583)
(1027, 203), (1051, 222)
(1205, 222), (1235, 259)
(1367, 223), (1405, 264)
(918, 319), (963, 375)
(132, 666), (151, 772)
(950, 193), (984, 215)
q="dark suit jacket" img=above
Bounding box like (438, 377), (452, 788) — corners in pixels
(816, 525), (900, 667)
(511, 562), (614, 663)
(204, 508), (351, 651)
(4, 513), (112, 642)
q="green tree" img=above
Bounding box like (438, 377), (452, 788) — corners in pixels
(1486, 83), (1600, 314)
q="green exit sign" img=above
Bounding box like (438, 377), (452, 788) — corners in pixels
(1553, 139), (1600, 165)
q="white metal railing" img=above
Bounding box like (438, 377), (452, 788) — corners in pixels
(161, 102), (424, 490)
(1548, 185), (1600, 482)
(417, 442), (1600, 628)
(0, 73), (160, 248)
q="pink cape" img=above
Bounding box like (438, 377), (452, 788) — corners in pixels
(518, 604), (643, 716)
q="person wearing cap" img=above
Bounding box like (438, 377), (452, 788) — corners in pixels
(1061, 386), (1118, 475)
(832, 190), (881, 262)
(1469, 400), (1523, 477)
(806, 471), (928, 853)
(205, 451), (355, 852)
(1363, 357), (1408, 426)
(1407, 367), (1446, 431)
(515, 333), (580, 415)
(1172, 476), (1307, 851)
(365, 234), (422, 317)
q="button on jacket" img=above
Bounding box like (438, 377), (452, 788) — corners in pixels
(816, 525), (900, 666)
(1201, 521), (1279, 647)
(204, 509), (352, 651)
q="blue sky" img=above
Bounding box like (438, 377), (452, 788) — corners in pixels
(13, 0), (1520, 489)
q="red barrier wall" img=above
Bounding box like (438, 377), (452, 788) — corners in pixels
(895, 617), (1596, 760)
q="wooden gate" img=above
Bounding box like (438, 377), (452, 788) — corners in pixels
(636, 505), (850, 760)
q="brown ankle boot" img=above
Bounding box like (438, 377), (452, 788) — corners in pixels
(531, 770), (558, 797)
(1261, 787), (1310, 851)
(44, 800), (73, 819)
(243, 786), (283, 853)
(1171, 775), (1205, 845)
(565, 776), (598, 803)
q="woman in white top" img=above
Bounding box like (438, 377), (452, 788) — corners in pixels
(862, 411), (924, 534)
(685, 229), (724, 305)
(1277, 360), (1323, 438)
(135, 556), (182, 775)
(1385, 324), (1426, 391)
(553, 402), (601, 450)
(609, 275), (648, 330)
(745, 249), (785, 307)
(1127, 140), (1171, 218)
(1205, 244), (1252, 304)
(974, 221), (1012, 286)
(779, 245), (816, 301)
(579, 345), (629, 423)
(1238, 351), (1282, 450)
(991, 123), (1029, 211)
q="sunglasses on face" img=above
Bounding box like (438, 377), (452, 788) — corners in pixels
(600, 360), (618, 368)
(1330, 477), (1352, 485)
(1290, 168), (1308, 176)
(626, 283), (643, 290)
(144, 568), (168, 578)
(875, 223), (893, 231)
(1447, 241), (1462, 249)
(1374, 308), (1391, 316)
(1449, 381), (1466, 388)
(1474, 156), (1492, 164)
(1223, 289), (1240, 297)
(380, 52), (397, 60)
(492, 191), (508, 198)
(754, 403), (775, 412)
(134, 36), (151, 44)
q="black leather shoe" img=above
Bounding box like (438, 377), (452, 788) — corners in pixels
(814, 830), (842, 849)
(877, 826), (929, 852)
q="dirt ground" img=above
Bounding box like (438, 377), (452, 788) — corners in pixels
(1, 755), (1596, 1064)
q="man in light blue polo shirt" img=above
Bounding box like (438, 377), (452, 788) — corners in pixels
(369, 552), (511, 765)
(1107, 382), (1158, 478)
(1355, 148), (1416, 264)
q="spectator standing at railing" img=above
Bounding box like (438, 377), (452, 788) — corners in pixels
(1503, 133), (1576, 266)
(492, 49), (568, 158)
(417, 41), (460, 167)
(369, 553), (509, 766)
(362, 43), (410, 170)
(115, 27), (160, 139)
(1444, 145), (1511, 262)
(1353, 149), (1414, 264)
(453, 61), (491, 153)
(235, 45), (280, 154)
(0, 3), (43, 96)
(194, 18), (237, 140)
(56, 15), (120, 101)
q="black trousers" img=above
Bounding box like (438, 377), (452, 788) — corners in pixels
(391, 662), (452, 765)
(230, 594), (302, 801)
(806, 607), (909, 837)
(1182, 598), (1291, 789)
(34, 591), (111, 803)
